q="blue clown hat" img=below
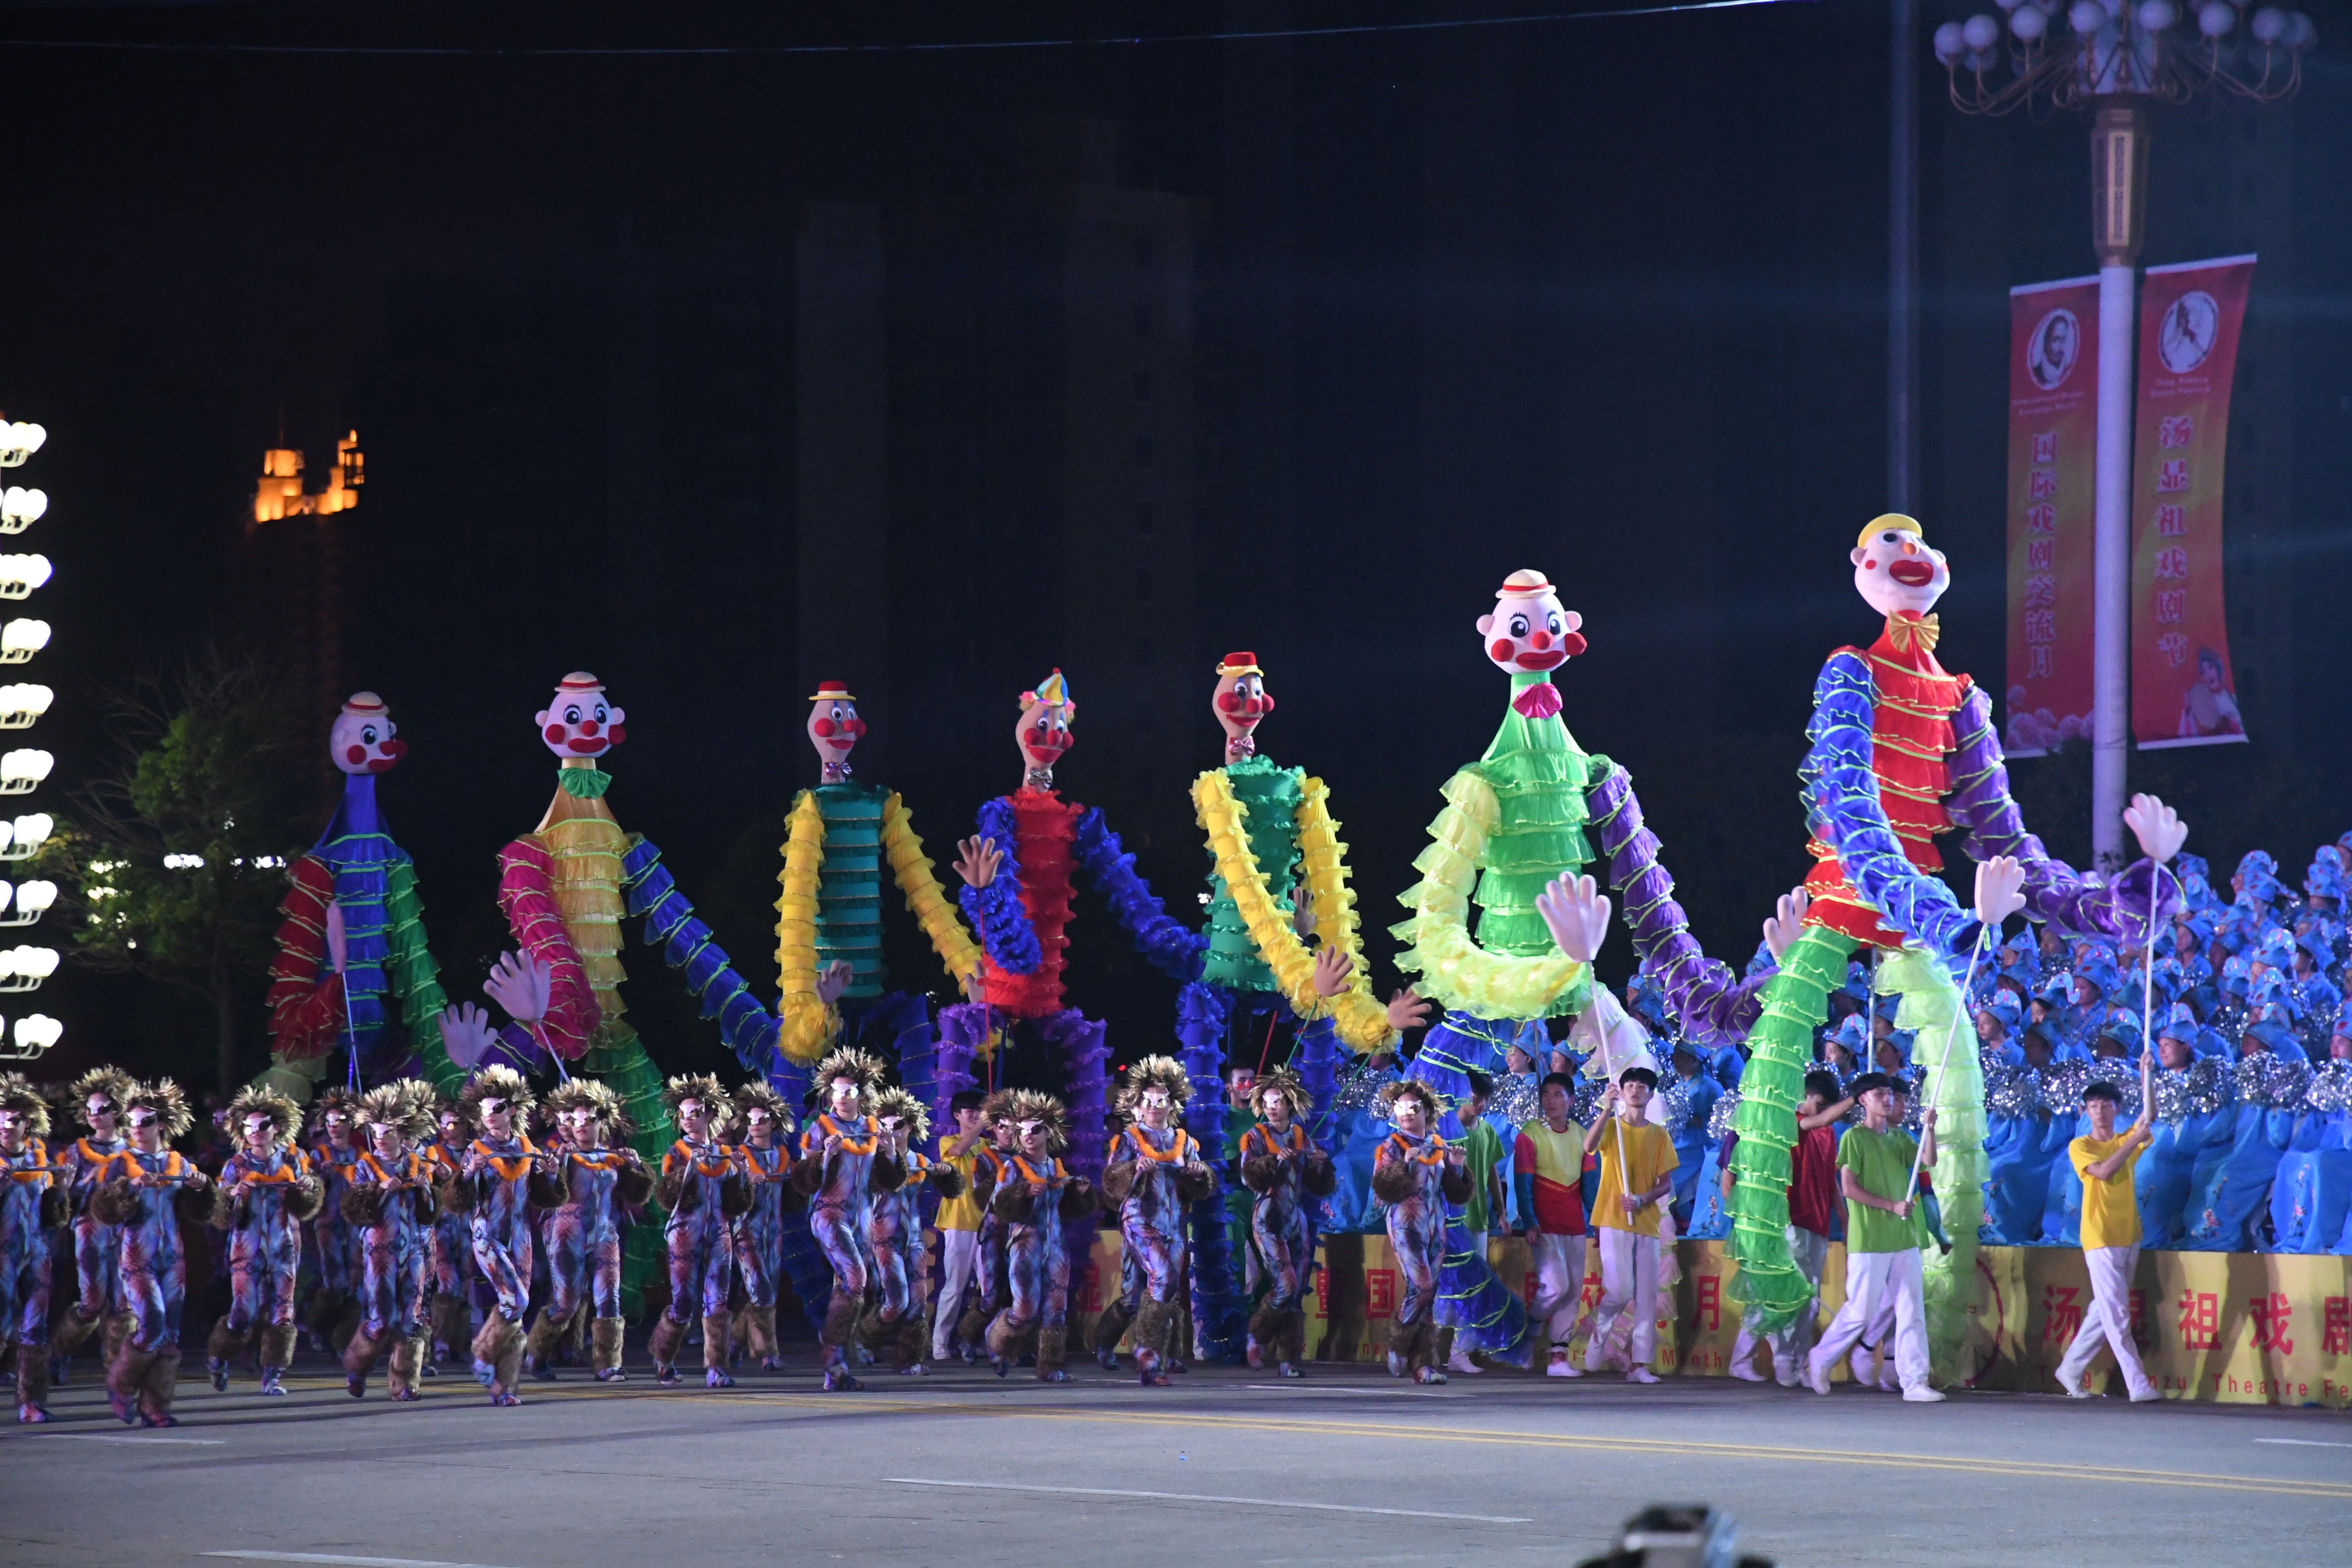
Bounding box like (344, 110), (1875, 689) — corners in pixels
(2158, 1002), (2199, 1044)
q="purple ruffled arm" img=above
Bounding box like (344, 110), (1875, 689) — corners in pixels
(1945, 686), (2180, 947)
(1073, 806), (1207, 984)
(1586, 764), (1769, 1047)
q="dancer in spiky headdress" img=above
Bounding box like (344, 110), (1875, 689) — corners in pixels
(650, 1073), (746, 1388)
(0, 1072), (63, 1421)
(1371, 1081), (1472, 1384)
(90, 1080), (212, 1426)
(1238, 1066), (1334, 1378)
(204, 1086), (320, 1397)
(1102, 1057), (1214, 1386)
(728, 1079), (799, 1373)
(419, 1094), (474, 1374)
(952, 1089), (1021, 1360)
(341, 1081), (440, 1402)
(793, 1047), (902, 1391)
(48, 1066), (135, 1380)
(301, 1086), (366, 1354)
(444, 1064), (539, 1405)
(983, 1089), (1094, 1382)
(860, 1087), (963, 1375)
(533, 1077), (650, 1385)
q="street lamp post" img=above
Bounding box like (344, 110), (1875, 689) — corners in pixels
(1935, 0), (2311, 870)
(0, 418), (58, 1059)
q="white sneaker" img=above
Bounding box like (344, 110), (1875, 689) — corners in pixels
(1583, 1343), (1608, 1375)
(2057, 1371), (2093, 1399)
(1385, 1351), (1407, 1379)
(1448, 1348), (1484, 1375)
(2128, 1384), (2161, 1403)
(1545, 1350), (1582, 1379)
(1849, 1347), (1878, 1387)
(1901, 1386), (1947, 1403)
(1772, 1356), (1799, 1388)
(1625, 1365), (1660, 1384)
(1729, 1360), (1767, 1383)
(1803, 1354), (1832, 1396)
(1878, 1365), (1903, 1394)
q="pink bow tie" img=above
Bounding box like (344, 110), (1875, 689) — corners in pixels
(1512, 683), (1563, 720)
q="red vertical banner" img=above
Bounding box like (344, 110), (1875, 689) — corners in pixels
(2133, 256), (2254, 749)
(2004, 278), (2102, 755)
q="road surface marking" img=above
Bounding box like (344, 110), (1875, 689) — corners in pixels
(2254, 1438), (2352, 1449)
(1242, 1383), (1459, 1398)
(41, 1432), (224, 1445)
(203, 1554), (525, 1568)
(887, 1477), (1530, 1523)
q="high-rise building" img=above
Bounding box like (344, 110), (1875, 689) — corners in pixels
(244, 431), (363, 746)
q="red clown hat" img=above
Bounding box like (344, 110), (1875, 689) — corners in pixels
(809, 681), (857, 702)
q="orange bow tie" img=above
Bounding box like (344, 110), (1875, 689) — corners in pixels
(1886, 612), (1941, 655)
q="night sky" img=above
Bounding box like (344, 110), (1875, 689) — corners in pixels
(3, 0), (2345, 1088)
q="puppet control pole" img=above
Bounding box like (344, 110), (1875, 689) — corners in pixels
(1903, 925), (1991, 1215)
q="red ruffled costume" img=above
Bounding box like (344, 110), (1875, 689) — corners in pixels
(981, 789), (1082, 1019)
(1802, 613), (1971, 949)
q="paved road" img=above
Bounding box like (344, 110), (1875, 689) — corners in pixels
(6, 1354), (2348, 1567)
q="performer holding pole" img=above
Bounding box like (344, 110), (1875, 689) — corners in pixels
(1580, 1067), (1677, 1384)
(2055, 1047), (2161, 1401)
(1805, 1072), (1941, 1402)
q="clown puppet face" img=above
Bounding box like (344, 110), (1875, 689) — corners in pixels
(1211, 654), (1273, 748)
(536, 673), (626, 760)
(807, 683), (866, 775)
(331, 693), (408, 776)
(1476, 571), (1586, 675)
(1015, 671), (1075, 782)
(1850, 517), (1949, 618)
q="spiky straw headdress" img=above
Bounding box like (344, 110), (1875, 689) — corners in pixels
(812, 1047), (888, 1096)
(354, 1078), (437, 1142)
(225, 1086), (302, 1149)
(68, 1067), (137, 1130)
(123, 1078), (195, 1143)
(1004, 1088), (1069, 1153)
(544, 1077), (633, 1138)
(1377, 1079), (1444, 1119)
(662, 1073), (732, 1124)
(980, 1088), (1017, 1128)
(1113, 1054), (1192, 1117)
(0, 1071), (50, 1139)
(731, 1078), (794, 1140)
(1248, 1066), (1309, 1121)
(458, 1065), (536, 1123)
(869, 1086), (931, 1144)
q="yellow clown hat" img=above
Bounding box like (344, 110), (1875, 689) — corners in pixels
(1026, 668), (1073, 708)
(1857, 514), (1926, 549)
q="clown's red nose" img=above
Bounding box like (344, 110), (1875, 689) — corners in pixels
(1529, 630), (1553, 651)
(578, 719), (600, 737)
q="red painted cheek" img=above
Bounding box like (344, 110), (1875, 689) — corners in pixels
(605, 723), (625, 746)
(1489, 639), (1515, 662)
(346, 745), (368, 765)
(544, 723), (566, 743)
(1863, 559), (1879, 571)
(812, 718), (835, 738)
(1217, 691), (1243, 713)
(1560, 632), (1587, 656)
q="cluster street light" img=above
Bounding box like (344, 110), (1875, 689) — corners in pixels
(1935, 0), (2311, 870)
(0, 416), (58, 1056)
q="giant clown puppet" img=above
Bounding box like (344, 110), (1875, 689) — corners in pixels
(261, 693), (461, 1101)
(1188, 651), (1430, 1358)
(1561, 519), (2187, 1381)
(942, 670), (1202, 1304)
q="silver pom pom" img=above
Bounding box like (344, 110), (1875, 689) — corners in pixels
(1706, 1089), (1743, 1143)
(1984, 1066), (2037, 1122)
(2306, 1061), (2352, 1115)
(2151, 1067), (2192, 1125)
(1492, 1073), (1541, 1129)
(2233, 1054), (2274, 1109)
(2264, 1056), (2314, 1112)
(2185, 1057), (2232, 1117)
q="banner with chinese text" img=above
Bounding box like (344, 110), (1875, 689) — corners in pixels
(2133, 255), (2254, 749)
(2004, 277), (2102, 756)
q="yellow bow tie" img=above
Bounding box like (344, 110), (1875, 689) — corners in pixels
(1886, 613), (1941, 655)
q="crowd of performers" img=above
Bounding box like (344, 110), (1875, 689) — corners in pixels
(13, 511), (2338, 1424)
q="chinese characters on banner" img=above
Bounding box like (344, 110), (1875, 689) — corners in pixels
(2133, 255), (2255, 749)
(2004, 278), (2102, 756)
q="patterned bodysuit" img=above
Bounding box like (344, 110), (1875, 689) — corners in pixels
(95, 1149), (199, 1353)
(1, 1138), (54, 1354)
(797, 1112), (899, 1377)
(546, 1149), (636, 1327)
(218, 1146), (313, 1336)
(423, 1135), (473, 1334)
(58, 1134), (123, 1328)
(463, 1135), (540, 1323)
(350, 1150), (436, 1340)
(988, 1154), (1078, 1345)
(731, 1143), (794, 1312)
(1106, 1122), (1198, 1376)
(309, 1139), (364, 1307)
(1374, 1131), (1458, 1329)
(1238, 1122), (1323, 1315)
(868, 1146), (936, 1328)
(971, 1143), (1015, 1323)
(657, 1139), (738, 1324)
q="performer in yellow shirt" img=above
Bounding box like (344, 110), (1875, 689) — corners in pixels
(2057, 1046), (2159, 1402)
(929, 1090), (991, 1363)
(1580, 1066), (1678, 1383)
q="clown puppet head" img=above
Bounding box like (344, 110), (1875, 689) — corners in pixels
(1850, 514), (1950, 626)
(1015, 669), (1075, 791)
(1476, 570), (1586, 719)
(536, 672), (626, 764)
(807, 681), (866, 784)
(1211, 652), (1273, 764)
(331, 692), (409, 776)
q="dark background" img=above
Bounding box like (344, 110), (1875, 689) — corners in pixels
(2, 0), (2345, 1089)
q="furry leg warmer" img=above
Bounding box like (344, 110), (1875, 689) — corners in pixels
(493, 1323), (523, 1397)
(1035, 1324), (1068, 1381)
(646, 1312), (688, 1372)
(206, 1317), (251, 1369)
(985, 1312), (1034, 1365)
(524, 1308), (569, 1372)
(1092, 1298), (1133, 1356)
(954, 1299), (993, 1353)
(16, 1344), (50, 1412)
(138, 1345), (180, 1425)
(1279, 1308), (1309, 1369)
(1247, 1299), (1285, 1355)
(105, 1339), (155, 1423)
(431, 1293), (472, 1360)
(591, 1317), (626, 1380)
(387, 1337), (424, 1401)
(820, 1293), (862, 1356)
(896, 1315), (926, 1373)
(342, 1326), (385, 1390)
(102, 1312), (135, 1368)
(50, 1306), (100, 1360)
(1131, 1298), (1171, 1377)
(702, 1309), (735, 1385)
(259, 1323), (296, 1374)
(856, 1305), (893, 1355)
(739, 1304), (778, 1365)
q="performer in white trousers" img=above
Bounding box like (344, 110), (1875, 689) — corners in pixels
(930, 1091), (990, 1363)
(1806, 1071), (1944, 1403)
(1726, 1070), (1850, 1385)
(1514, 1072), (1592, 1378)
(1581, 1067), (1677, 1384)
(2056, 1049), (2159, 1401)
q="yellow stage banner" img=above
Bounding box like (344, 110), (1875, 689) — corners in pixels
(1060, 1231), (2352, 1405)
